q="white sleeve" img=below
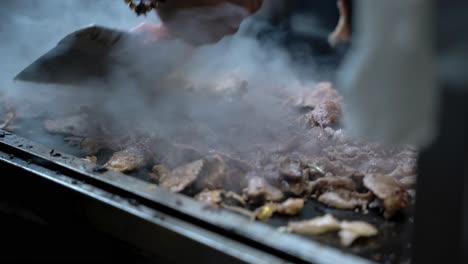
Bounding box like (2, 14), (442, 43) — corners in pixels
(338, 0), (438, 148)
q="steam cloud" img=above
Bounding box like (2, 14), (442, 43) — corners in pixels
(0, 0), (326, 155)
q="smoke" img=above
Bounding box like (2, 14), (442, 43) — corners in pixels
(0, 0), (328, 155)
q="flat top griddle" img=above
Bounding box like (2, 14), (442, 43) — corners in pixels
(1, 115), (413, 264)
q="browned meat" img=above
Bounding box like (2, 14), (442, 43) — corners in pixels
(311, 100), (342, 127)
(292, 82), (342, 110)
(160, 159), (204, 193)
(104, 144), (150, 173)
(329, 0), (351, 47)
(363, 174), (410, 218)
(279, 180), (308, 196)
(339, 221), (378, 247)
(195, 189), (224, 206)
(280, 214), (378, 247)
(196, 154), (226, 190)
(79, 137), (109, 155)
(84, 155), (97, 163)
(254, 198), (305, 220)
(44, 114), (90, 137)
(276, 157), (310, 196)
(276, 198), (305, 214)
(279, 157), (303, 181)
(195, 189), (246, 207)
(317, 189), (373, 210)
(280, 214), (341, 235)
(243, 176), (284, 203)
(308, 177), (356, 196)
(148, 164), (172, 183)
(311, 157), (358, 178)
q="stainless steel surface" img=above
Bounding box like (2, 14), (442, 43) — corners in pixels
(0, 130), (372, 264)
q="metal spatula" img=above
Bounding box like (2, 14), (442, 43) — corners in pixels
(14, 25), (136, 86)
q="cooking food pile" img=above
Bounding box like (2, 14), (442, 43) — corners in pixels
(0, 79), (415, 248)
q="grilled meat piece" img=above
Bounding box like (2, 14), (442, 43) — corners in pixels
(195, 189), (246, 207)
(254, 198), (305, 221)
(195, 189), (250, 218)
(311, 100), (342, 127)
(277, 157), (309, 196)
(160, 159), (204, 193)
(104, 144), (150, 173)
(308, 177), (357, 196)
(148, 164), (172, 183)
(195, 189), (224, 206)
(280, 214), (341, 235)
(196, 154), (226, 190)
(279, 180), (308, 196)
(317, 189), (373, 210)
(339, 221), (378, 247)
(363, 174), (410, 218)
(243, 176), (284, 204)
(292, 82), (342, 110)
(281, 214), (378, 247)
(279, 157), (303, 181)
(84, 155), (97, 163)
(79, 137), (108, 155)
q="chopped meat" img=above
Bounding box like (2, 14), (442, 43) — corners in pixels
(222, 191), (246, 206)
(195, 189), (246, 208)
(279, 157), (303, 181)
(308, 177), (357, 196)
(276, 198), (305, 215)
(104, 144), (149, 173)
(329, 0), (351, 47)
(195, 189), (224, 206)
(280, 214), (341, 235)
(280, 214), (378, 247)
(44, 114), (90, 137)
(160, 159), (204, 193)
(317, 189), (373, 210)
(311, 100), (342, 127)
(194, 189), (250, 218)
(363, 174), (410, 218)
(277, 158), (309, 195)
(243, 176), (284, 204)
(214, 152), (252, 192)
(148, 164), (172, 183)
(311, 157), (358, 178)
(279, 179), (308, 196)
(339, 221), (378, 247)
(79, 137), (106, 155)
(196, 154), (226, 190)
(254, 198), (305, 220)
(291, 82), (342, 110)
(84, 155), (97, 163)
